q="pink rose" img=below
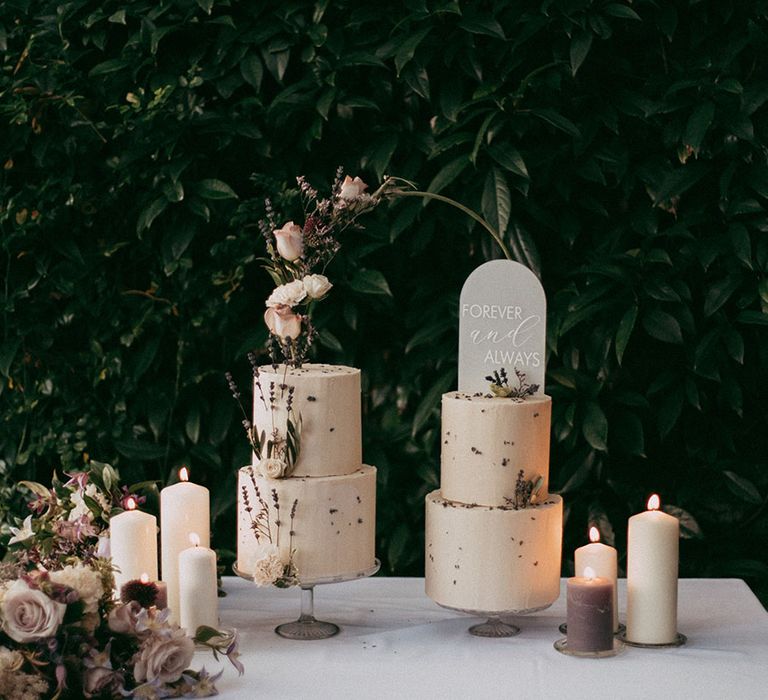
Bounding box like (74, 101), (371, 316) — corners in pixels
(339, 175), (367, 200)
(1, 579), (66, 643)
(264, 305), (302, 340)
(273, 221), (304, 261)
(132, 628), (195, 685)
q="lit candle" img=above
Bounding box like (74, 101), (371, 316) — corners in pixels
(160, 467), (210, 624)
(178, 532), (218, 635)
(626, 494), (679, 644)
(575, 526), (619, 631)
(109, 498), (157, 595)
(566, 566), (614, 653)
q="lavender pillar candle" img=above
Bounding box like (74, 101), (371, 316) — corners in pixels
(566, 567), (614, 652)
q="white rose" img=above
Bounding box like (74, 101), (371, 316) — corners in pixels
(1, 580), (66, 643)
(339, 175), (368, 200)
(302, 274), (332, 300)
(266, 279), (307, 308)
(273, 221), (304, 261)
(132, 628), (195, 685)
(49, 564), (105, 614)
(259, 457), (287, 479)
(251, 543), (286, 587)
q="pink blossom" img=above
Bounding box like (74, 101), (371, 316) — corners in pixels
(273, 221), (304, 261)
(264, 304), (302, 340)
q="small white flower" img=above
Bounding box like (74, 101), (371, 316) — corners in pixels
(251, 543), (286, 587)
(7, 515), (34, 545)
(68, 483), (109, 522)
(302, 274), (332, 300)
(339, 175), (368, 200)
(266, 279), (307, 308)
(259, 457), (287, 480)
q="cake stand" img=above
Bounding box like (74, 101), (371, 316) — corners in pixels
(234, 559), (380, 640)
(438, 601), (553, 638)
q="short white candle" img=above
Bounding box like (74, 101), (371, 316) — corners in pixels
(575, 526), (619, 631)
(178, 532), (218, 635)
(160, 467), (210, 624)
(626, 494), (679, 644)
(110, 498), (157, 595)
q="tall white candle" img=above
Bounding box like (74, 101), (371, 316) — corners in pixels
(178, 533), (218, 635)
(575, 526), (619, 631)
(626, 494), (679, 644)
(160, 467), (210, 624)
(110, 498), (157, 595)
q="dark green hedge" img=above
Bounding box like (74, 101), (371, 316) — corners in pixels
(2, 1), (767, 602)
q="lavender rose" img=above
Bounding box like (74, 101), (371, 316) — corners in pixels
(133, 628), (195, 685)
(0, 579), (66, 643)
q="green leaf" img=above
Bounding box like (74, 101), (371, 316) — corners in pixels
(704, 276), (740, 316)
(481, 167), (511, 238)
(662, 505), (703, 539)
(394, 28), (431, 75)
(642, 308), (683, 344)
(114, 439), (167, 460)
(132, 336), (161, 382)
(612, 411), (645, 456)
(0, 338), (21, 378)
(683, 101), (715, 154)
(108, 9), (126, 24)
(349, 269), (392, 297)
(318, 329), (343, 352)
(570, 31), (593, 76)
(615, 305), (638, 364)
(412, 371), (454, 436)
(387, 522), (411, 571)
(531, 109), (581, 138)
(657, 388), (683, 438)
(194, 179), (238, 200)
(582, 402), (608, 451)
(487, 143), (529, 179)
(457, 14), (506, 39)
(723, 471), (762, 505)
(88, 59), (130, 77)
(240, 53), (264, 91)
(425, 154), (469, 197)
(405, 318), (454, 354)
(736, 310), (768, 326)
(163, 225), (197, 262)
(186, 405), (201, 444)
(603, 4), (642, 20)
(196, 0), (214, 13)
(136, 197), (168, 235)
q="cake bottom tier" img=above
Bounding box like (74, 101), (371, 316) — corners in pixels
(238, 465), (376, 583)
(425, 490), (563, 613)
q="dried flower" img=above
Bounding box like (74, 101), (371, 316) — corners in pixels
(250, 543), (286, 587)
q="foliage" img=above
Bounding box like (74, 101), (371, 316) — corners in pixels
(1, 1), (767, 603)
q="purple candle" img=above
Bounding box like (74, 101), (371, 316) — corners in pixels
(566, 566), (614, 652)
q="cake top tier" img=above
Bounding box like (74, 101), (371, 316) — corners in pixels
(258, 363), (359, 378)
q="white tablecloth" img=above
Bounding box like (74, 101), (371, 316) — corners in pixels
(200, 577), (768, 699)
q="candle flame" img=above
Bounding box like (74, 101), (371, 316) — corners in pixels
(189, 532), (200, 547)
(589, 526), (600, 543)
(126, 497), (137, 511)
(647, 494), (661, 511)
(583, 566), (596, 580)
(140, 573), (150, 584)
(179, 466), (189, 482)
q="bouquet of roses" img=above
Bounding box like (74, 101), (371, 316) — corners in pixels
(0, 461), (241, 699)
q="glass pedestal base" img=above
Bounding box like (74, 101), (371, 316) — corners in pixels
(437, 601), (552, 637)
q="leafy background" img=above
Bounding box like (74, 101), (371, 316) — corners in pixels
(1, 0), (767, 605)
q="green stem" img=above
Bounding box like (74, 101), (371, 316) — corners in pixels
(385, 189), (512, 261)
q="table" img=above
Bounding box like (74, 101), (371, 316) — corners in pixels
(199, 577), (768, 699)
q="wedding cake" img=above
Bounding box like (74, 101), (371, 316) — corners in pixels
(236, 363), (376, 583)
(425, 260), (563, 614)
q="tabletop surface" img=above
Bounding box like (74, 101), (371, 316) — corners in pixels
(199, 576), (768, 700)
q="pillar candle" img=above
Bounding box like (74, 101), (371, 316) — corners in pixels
(626, 494), (679, 644)
(178, 533), (218, 635)
(575, 526), (619, 631)
(566, 566), (614, 652)
(110, 498), (157, 595)
(160, 467), (210, 624)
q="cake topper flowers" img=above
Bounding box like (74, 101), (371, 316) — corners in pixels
(258, 170), (512, 368)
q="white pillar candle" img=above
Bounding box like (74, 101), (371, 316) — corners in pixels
(110, 498), (157, 595)
(160, 467), (210, 624)
(626, 494), (679, 644)
(575, 526), (619, 631)
(178, 533), (218, 635)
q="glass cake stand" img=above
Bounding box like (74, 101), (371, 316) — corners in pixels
(233, 559), (380, 640)
(438, 601), (553, 638)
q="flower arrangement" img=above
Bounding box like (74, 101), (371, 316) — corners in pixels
(485, 367), (539, 400)
(1, 461), (242, 699)
(240, 469), (299, 588)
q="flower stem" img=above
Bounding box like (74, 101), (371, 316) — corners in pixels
(383, 187), (512, 261)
